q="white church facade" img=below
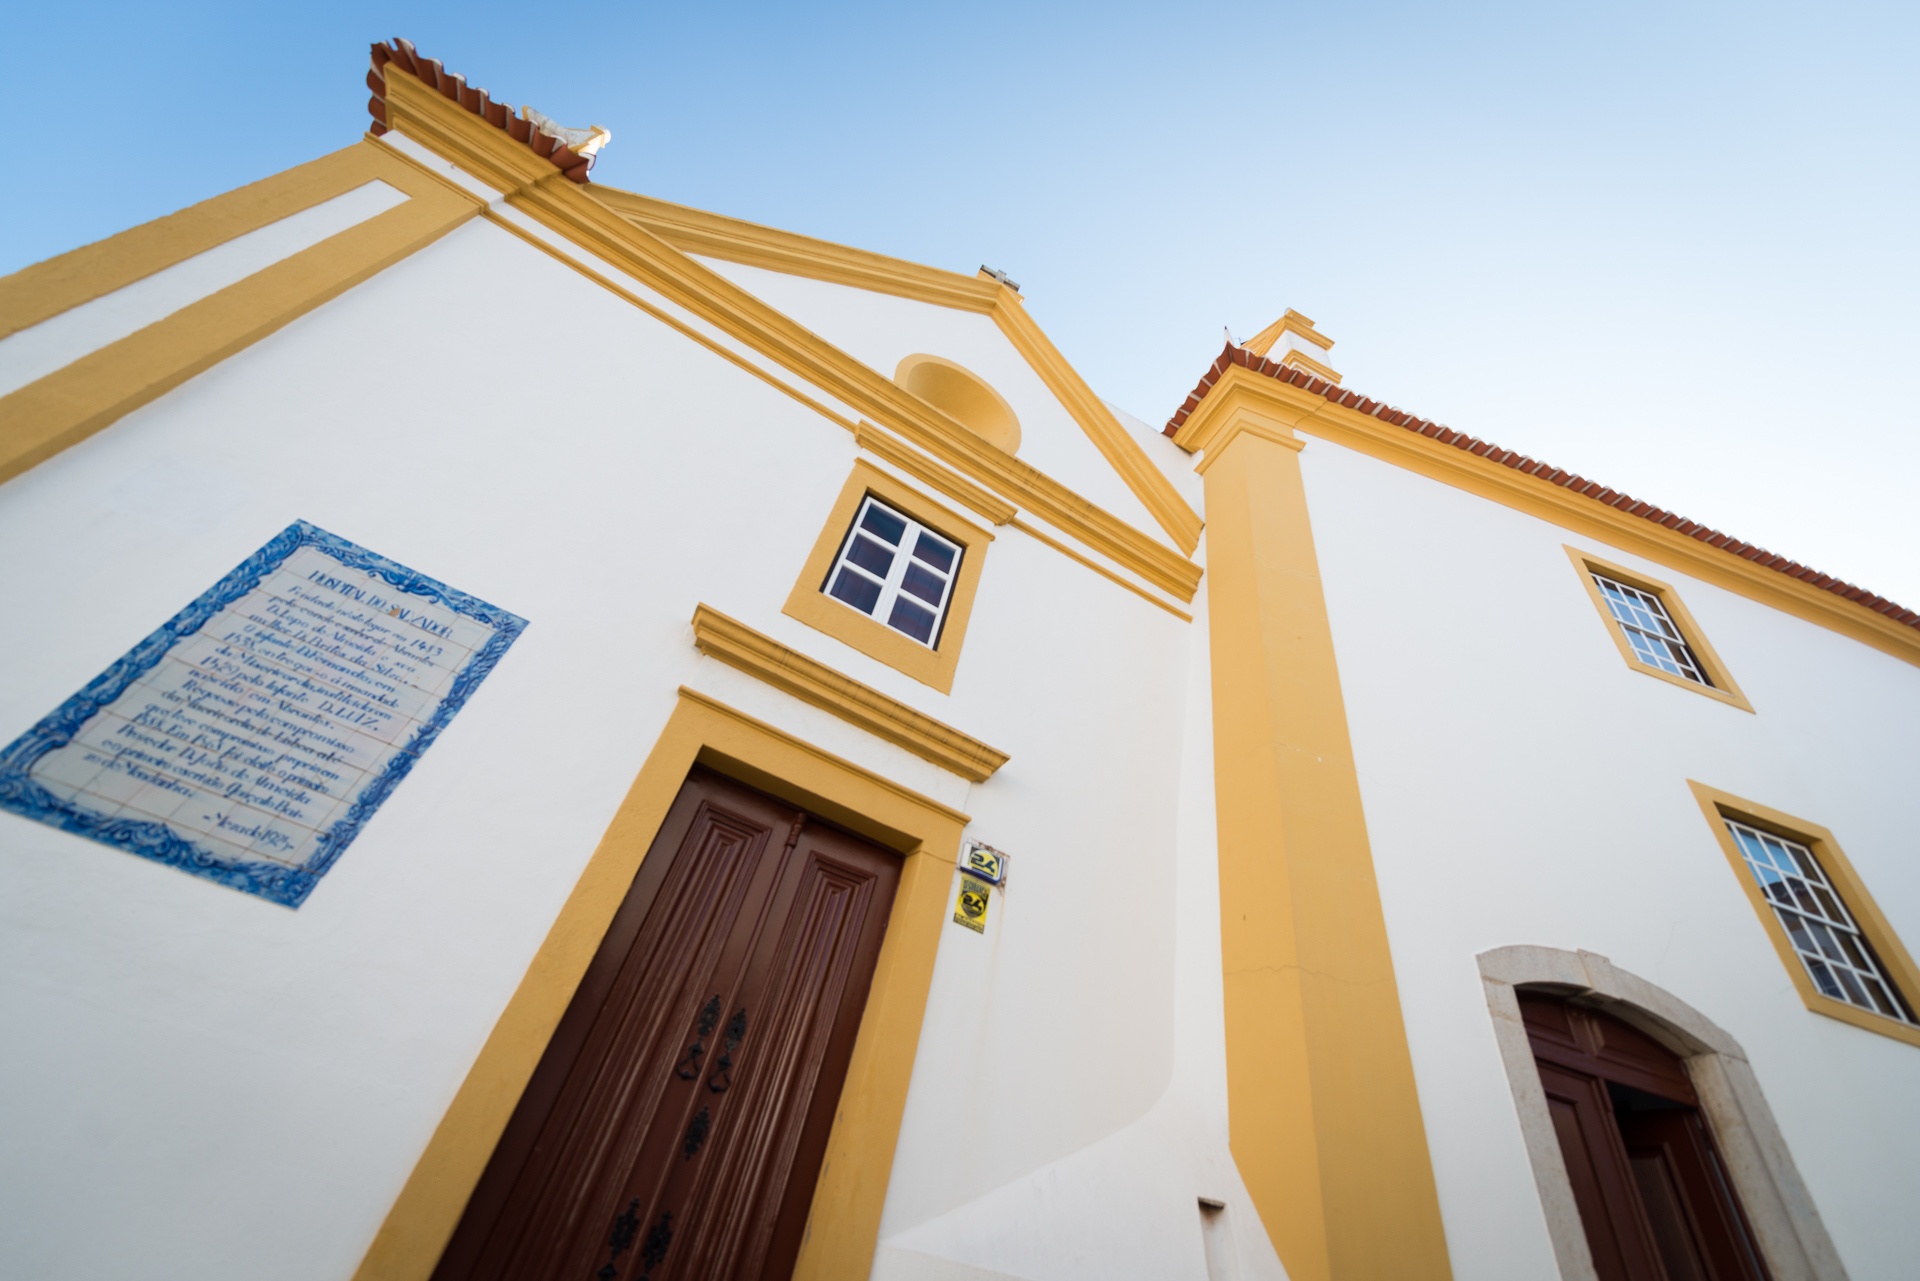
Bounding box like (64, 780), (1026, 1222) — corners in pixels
(2, 39), (1916, 1281)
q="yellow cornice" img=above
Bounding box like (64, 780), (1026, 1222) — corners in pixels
(986, 294), (1204, 554)
(1278, 349), (1341, 385)
(380, 72), (566, 198)
(1244, 309), (1334, 360)
(372, 86), (1205, 603)
(594, 176), (1203, 558)
(691, 605), (1010, 782)
(854, 422), (1018, 525)
(591, 188), (1004, 313)
(1179, 364), (1920, 667)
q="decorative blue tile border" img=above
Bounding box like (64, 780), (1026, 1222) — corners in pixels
(0, 521), (527, 907)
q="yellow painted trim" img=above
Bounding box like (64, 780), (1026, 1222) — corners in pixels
(351, 686), (969, 1281)
(690, 603), (1010, 780)
(784, 460), (994, 694)
(894, 352), (1022, 454)
(589, 186), (1006, 313)
(379, 72), (568, 200)
(1277, 349), (1342, 385)
(1688, 781), (1920, 1050)
(854, 422), (1017, 525)
(1244, 308), (1335, 359)
(986, 293), (1205, 554)
(382, 84), (1204, 596)
(1198, 408), (1452, 1280)
(1175, 362), (1920, 668)
(586, 176), (1203, 557)
(1567, 547), (1755, 711)
(1006, 517), (1194, 623)
(0, 143), (411, 338)
(477, 207), (1198, 621)
(0, 140), (478, 489)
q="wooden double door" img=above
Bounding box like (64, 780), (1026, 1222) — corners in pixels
(434, 767), (900, 1281)
(1524, 992), (1770, 1281)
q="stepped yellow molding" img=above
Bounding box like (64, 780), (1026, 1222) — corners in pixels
(1244, 308), (1334, 360)
(854, 422), (1017, 525)
(985, 288), (1204, 554)
(375, 80), (1205, 605)
(1275, 348), (1341, 385)
(0, 141), (478, 489)
(691, 604), (1010, 781)
(591, 188), (1005, 313)
(589, 176), (1203, 557)
(1176, 363), (1920, 668)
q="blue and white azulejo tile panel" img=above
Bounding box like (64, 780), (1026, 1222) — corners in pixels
(0, 520), (527, 907)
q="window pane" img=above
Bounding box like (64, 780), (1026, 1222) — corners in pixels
(845, 534), (896, 578)
(859, 502), (907, 545)
(828, 568), (882, 615)
(1733, 818), (1915, 1025)
(912, 532), (956, 573)
(900, 562), (947, 607)
(887, 597), (937, 643)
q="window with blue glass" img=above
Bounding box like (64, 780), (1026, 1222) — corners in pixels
(824, 495), (962, 648)
(1724, 817), (1917, 1025)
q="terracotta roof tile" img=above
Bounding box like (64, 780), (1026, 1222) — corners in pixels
(366, 38), (592, 184)
(1164, 342), (1920, 631)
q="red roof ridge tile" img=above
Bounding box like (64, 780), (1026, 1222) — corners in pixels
(1163, 341), (1920, 633)
(365, 38), (593, 184)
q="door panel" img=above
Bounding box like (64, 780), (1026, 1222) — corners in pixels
(1537, 1062), (1665, 1281)
(433, 767), (900, 1281)
(1523, 993), (1770, 1281)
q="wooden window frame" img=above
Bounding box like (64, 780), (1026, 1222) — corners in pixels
(785, 460), (992, 694)
(1565, 547), (1753, 712)
(1689, 781), (1920, 1049)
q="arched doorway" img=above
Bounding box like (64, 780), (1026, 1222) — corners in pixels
(1522, 990), (1769, 1281)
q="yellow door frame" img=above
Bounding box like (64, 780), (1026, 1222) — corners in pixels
(352, 686), (969, 1281)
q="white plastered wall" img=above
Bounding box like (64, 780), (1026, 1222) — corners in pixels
(0, 199), (1242, 1280)
(1297, 435), (1920, 1279)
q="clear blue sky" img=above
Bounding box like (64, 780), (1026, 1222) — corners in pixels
(7, 2), (1916, 608)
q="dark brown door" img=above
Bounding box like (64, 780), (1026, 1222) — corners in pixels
(434, 767), (900, 1281)
(1521, 992), (1770, 1281)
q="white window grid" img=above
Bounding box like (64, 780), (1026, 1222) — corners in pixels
(823, 495), (962, 649)
(1725, 819), (1916, 1024)
(1591, 572), (1712, 686)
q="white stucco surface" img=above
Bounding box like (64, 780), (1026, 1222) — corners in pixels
(0, 206), (1237, 1280)
(1297, 433), (1920, 1279)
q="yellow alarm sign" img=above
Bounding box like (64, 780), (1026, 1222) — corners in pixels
(953, 875), (991, 933)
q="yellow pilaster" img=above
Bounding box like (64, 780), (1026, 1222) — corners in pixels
(1180, 372), (1451, 1281)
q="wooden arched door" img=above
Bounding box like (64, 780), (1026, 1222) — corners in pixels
(1522, 992), (1770, 1281)
(432, 766), (900, 1281)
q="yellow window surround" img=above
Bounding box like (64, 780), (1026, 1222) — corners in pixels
(785, 460), (993, 695)
(1567, 547), (1754, 712)
(1689, 781), (1920, 1050)
(351, 687), (970, 1281)
(689, 603), (1009, 781)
